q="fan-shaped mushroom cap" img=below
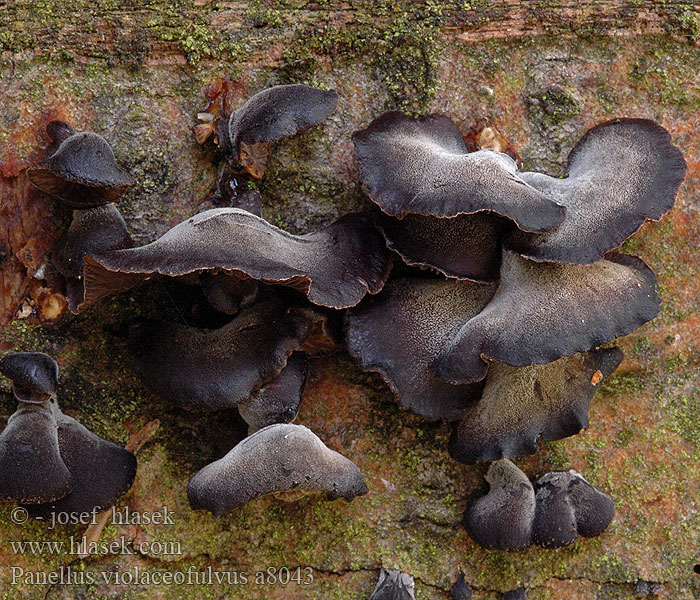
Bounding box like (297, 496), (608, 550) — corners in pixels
(450, 572), (472, 599)
(237, 352), (307, 431)
(449, 347), (623, 464)
(0, 401), (73, 504)
(187, 423), (368, 516)
(129, 302), (320, 411)
(369, 569), (416, 600)
(81, 208), (390, 311)
(54, 205), (134, 313)
(224, 84), (338, 159)
(507, 119), (687, 264)
(532, 470), (614, 549)
(352, 112), (565, 232)
(433, 249), (659, 384)
(27, 405), (137, 519)
(0, 352), (58, 404)
(346, 277), (495, 421)
(377, 212), (503, 282)
(463, 459), (535, 552)
(27, 120), (135, 208)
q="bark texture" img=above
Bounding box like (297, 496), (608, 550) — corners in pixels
(1, 1), (700, 599)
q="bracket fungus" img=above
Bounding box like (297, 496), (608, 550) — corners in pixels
(463, 459), (536, 552)
(376, 212), (504, 282)
(187, 423), (368, 517)
(346, 277), (495, 421)
(54, 204), (133, 313)
(0, 352), (136, 515)
(80, 208), (390, 311)
(27, 120), (135, 208)
(532, 470), (615, 549)
(432, 249), (660, 384)
(198, 83), (338, 178)
(465, 461), (614, 551)
(369, 569), (416, 600)
(449, 347), (624, 464)
(450, 572), (473, 600)
(129, 302), (321, 411)
(237, 351), (307, 431)
(352, 111), (565, 232)
(506, 119), (687, 264)
(503, 589), (527, 600)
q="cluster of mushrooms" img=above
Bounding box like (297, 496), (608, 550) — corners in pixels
(1, 81), (687, 598)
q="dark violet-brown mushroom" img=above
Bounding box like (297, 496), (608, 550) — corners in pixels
(26, 404), (137, 520)
(449, 347), (624, 464)
(27, 120), (135, 208)
(377, 212), (504, 282)
(532, 470), (615, 549)
(506, 119), (687, 264)
(237, 352), (307, 431)
(0, 351), (58, 404)
(352, 111), (565, 232)
(463, 459), (535, 552)
(369, 570), (415, 600)
(128, 302), (320, 411)
(0, 401), (73, 504)
(80, 208), (390, 311)
(451, 572), (472, 600)
(208, 84), (337, 177)
(346, 277), (495, 421)
(54, 205), (134, 313)
(187, 423), (368, 516)
(503, 588), (527, 600)
(432, 249), (659, 384)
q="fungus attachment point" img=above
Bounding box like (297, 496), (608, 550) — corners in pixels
(0, 352), (58, 404)
(128, 302), (320, 411)
(352, 112), (565, 232)
(369, 570), (416, 600)
(463, 459), (535, 552)
(433, 249), (659, 384)
(82, 208), (390, 311)
(28, 121), (135, 208)
(223, 84), (338, 168)
(377, 212), (503, 282)
(346, 277), (495, 421)
(187, 423), (368, 516)
(450, 572), (473, 600)
(532, 470), (615, 548)
(237, 352), (307, 431)
(506, 118), (687, 264)
(449, 348), (623, 464)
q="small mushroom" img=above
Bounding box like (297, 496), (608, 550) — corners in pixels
(346, 277), (495, 421)
(26, 404), (138, 520)
(214, 84), (338, 177)
(0, 400), (73, 504)
(432, 249), (660, 384)
(352, 111), (565, 232)
(27, 120), (135, 208)
(377, 212), (504, 282)
(187, 423), (368, 516)
(237, 351), (307, 431)
(128, 302), (321, 411)
(503, 588), (527, 600)
(450, 572), (473, 599)
(369, 569), (415, 600)
(449, 347), (624, 464)
(506, 119), (687, 264)
(54, 205), (134, 313)
(532, 470), (615, 549)
(81, 208), (391, 311)
(0, 351), (58, 404)
(463, 459), (535, 552)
